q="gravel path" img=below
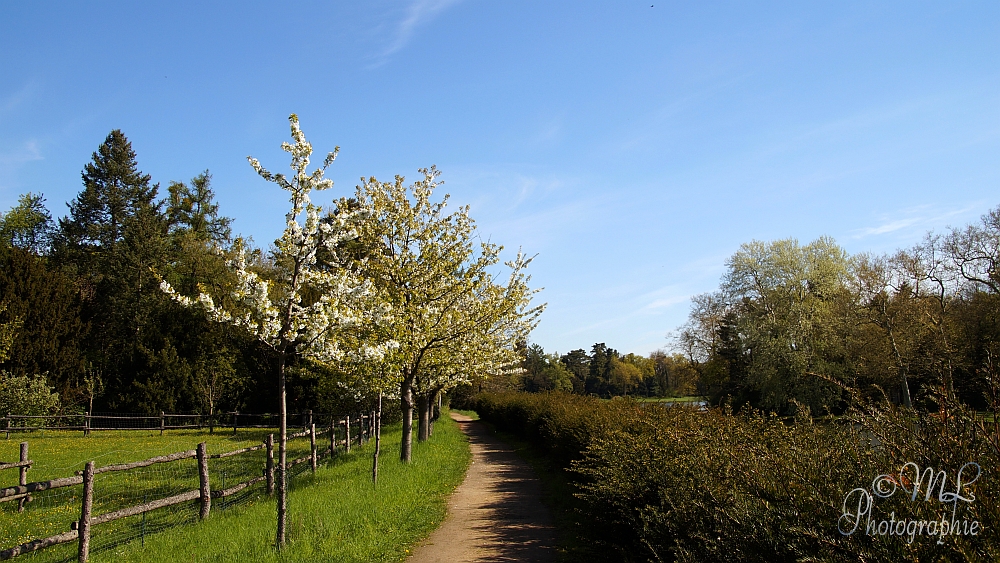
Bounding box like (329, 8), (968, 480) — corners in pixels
(406, 412), (556, 563)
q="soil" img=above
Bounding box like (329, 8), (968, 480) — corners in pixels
(406, 412), (557, 563)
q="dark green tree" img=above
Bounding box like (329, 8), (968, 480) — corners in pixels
(560, 348), (590, 393)
(0, 245), (88, 403)
(588, 343), (617, 396)
(52, 130), (175, 411)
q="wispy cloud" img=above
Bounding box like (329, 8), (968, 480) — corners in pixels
(850, 203), (983, 240)
(0, 140), (43, 167)
(0, 81), (38, 122)
(371, 0), (463, 66)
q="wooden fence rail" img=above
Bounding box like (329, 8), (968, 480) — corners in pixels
(3, 411), (340, 438)
(0, 412), (376, 562)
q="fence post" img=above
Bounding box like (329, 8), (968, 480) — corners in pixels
(345, 416), (351, 453)
(197, 442), (211, 519)
(358, 414), (363, 447)
(84, 412), (90, 437)
(5, 412), (10, 439)
(17, 442), (29, 512)
(265, 434), (275, 495)
(159, 411), (165, 436)
(310, 423), (317, 473)
(79, 461), (94, 563)
(232, 411), (238, 436)
(307, 409), (313, 433)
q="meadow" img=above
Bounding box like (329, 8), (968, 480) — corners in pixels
(1, 413), (471, 562)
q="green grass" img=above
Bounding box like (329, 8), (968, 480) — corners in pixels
(1, 428), (282, 485)
(2, 428), (294, 552)
(450, 409), (479, 420)
(634, 395), (706, 403)
(1, 414), (471, 562)
(93, 413), (470, 562)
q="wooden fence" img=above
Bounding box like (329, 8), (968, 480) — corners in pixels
(0, 411), (377, 562)
(2, 410), (348, 438)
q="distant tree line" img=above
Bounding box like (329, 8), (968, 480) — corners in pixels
(509, 207), (1000, 417)
(679, 211), (1000, 415)
(511, 342), (699, 398)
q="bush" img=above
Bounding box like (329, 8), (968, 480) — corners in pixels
(474, 392), (998, 562)
(0, 371), (60, 416)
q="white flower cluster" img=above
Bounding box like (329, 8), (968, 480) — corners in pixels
(160, 114), (397, 370)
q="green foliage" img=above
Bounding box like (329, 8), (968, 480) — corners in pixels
(475, 391), (999, 562)
(0, 372), (60, 416)
(0, 192), (53, 254)
(0, 250), (87, 402)
(681, 213), (1000, 415)
(521, 343), (573, 392)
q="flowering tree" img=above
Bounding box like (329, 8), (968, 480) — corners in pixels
(352, 168), (543, 462)
(160, 115), (389, 545)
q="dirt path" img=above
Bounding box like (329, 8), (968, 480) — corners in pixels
(407, 412), (556, 563)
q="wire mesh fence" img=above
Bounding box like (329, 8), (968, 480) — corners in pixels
(1, 411), (340, 437)
(0, 410), (377, 562)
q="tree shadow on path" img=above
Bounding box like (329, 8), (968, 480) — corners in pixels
(407, 413), (556, 563)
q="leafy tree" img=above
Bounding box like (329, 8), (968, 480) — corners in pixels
(521, 343), (573, 392)
(587, 343), (617, 396)
(0, 305), (60, 416)
(0, 373), (61, 417)
(351, 167), (542, 462)
(55, 130), (159, 264)
(0, 192), (54, 254)
(166, 171), (233, 244)
(50, 129), (176, 411)
(160, 115), (386, 545)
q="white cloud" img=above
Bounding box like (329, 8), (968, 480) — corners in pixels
(850, 203), (983, 241)
(371, 0), (463, 65)
(0, 140), (43, 167)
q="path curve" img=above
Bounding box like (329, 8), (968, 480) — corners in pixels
(407, 412), (556, 563)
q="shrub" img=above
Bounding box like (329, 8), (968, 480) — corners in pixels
(474, 392), (998, 562)
(0, 371), (60, 416)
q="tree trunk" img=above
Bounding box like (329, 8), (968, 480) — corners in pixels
(372, 393), (382, 485)
(400, 380), (414, 462)
(417, 393), (430, 442)
(276, 357), (288, 546)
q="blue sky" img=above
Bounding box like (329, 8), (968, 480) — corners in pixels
(1, 2), (998, 356)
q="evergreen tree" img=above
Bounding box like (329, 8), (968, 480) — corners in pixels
(0, 245), (88, 403)
(53, 130), (173, 411)
(55, 130), (158, 266)
(560, 348), (590, 393)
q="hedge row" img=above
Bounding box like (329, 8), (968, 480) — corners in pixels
(474, 391), (997, 562)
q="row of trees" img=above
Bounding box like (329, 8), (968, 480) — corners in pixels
(1, 115), (543, 545)
(514, 342), (699, 398)
(0, 115), (540, 449)
(678, 210), (1000, 415)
